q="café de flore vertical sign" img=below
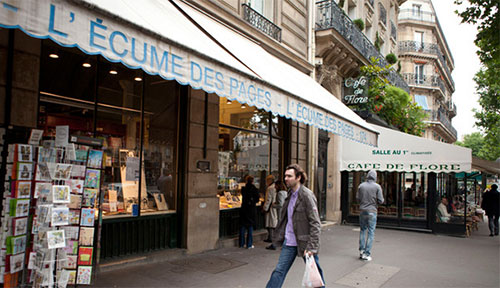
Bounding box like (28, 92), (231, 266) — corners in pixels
(343, 76), (368, 106)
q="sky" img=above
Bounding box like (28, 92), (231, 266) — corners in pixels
(431, 0), (481, 141)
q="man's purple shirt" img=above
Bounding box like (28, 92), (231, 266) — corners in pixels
(285, 185), (300, 246)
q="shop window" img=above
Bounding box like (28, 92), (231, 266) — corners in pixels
(401, 172), (427, 219)
(436, 173), (465, 224)
(218, 98), (283, 210)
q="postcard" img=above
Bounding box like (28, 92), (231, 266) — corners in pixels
(10, 199), (30, 217)
(35, 163), (52, 181)
(62, 226), (79, 240)
(80, 208), (95, 227)
(28, 129), (43, 146)
(68, 270), (76, 285)
(16, 162), (33, 180)
(14, 181), (32, 198)
(84, 169), (100, 188)
(51, 206), (69, 226)
(65, 143), (76, 161)
(12, 217), (28, 236)
(10, 253), (24, 273)
(37, 204), (52, 224)
(52, 185), (71, 203)
(38, 147), (56, 163)
(47, 230), (66, 249)
(35, 182), (52, 202)
(75, 145), (89, 162)
(69, 194), (82, 209)
(87, 149), (103, 169)
(82, 188), (98, 208)
(53, 164), (72, 180)
(71, 164), (86, 178)
(17, 144), (33, 162)
(77, 247), (93, 266)
(8, 235), (27, 255)
(78, 227), (94, 246)
(68, 209), (80, 225)
(63, 240), (78, 255)
(66, 179), (84, 194)
(65, 255), (77, 269)
(27, 251), (37, 269)
(76, 266), (92, 285)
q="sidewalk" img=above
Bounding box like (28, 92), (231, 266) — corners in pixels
(95, 222), (499, 287)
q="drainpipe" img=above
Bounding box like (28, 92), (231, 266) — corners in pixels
(307, 0), (317, 194)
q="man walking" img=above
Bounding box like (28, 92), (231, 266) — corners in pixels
(357, 170), (384, 261)
(266, 164), (324, 288)
(481, 184), (499, 236)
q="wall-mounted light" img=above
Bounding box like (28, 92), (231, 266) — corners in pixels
(241, 104), (245, 109)
(82, 62), (91, 68)
(109, 70), (118, 75)
(49, 53), (59, 59)
(226, 99), (232, 104)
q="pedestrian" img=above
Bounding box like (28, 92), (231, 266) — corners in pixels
(239, 175), (259, 249)
(266, 164), (324, 288)
(357, 170), (384, 261)
(263, 175), (278, 250)
(481, 184), (499, 237)
(273, 180), (288, 222)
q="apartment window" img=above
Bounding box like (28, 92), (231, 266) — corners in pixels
(412, 4), (422, 17)
(414, 31), (424, 50)
(415, 64), (424, 84)
(248, 0), (275, 21)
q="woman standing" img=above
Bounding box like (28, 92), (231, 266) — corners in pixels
(263, 175), (277, 249)
(239, 175), (259, 248)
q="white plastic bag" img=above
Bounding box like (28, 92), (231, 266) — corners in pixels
(302, 254), (324, 288)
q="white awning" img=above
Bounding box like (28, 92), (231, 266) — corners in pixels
(341, 125), (472, 173)
(0, 0), (378, 146)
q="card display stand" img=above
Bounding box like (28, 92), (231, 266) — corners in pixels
(0, 132), (104, 287)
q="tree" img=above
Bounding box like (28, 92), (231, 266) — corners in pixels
(455, 0), (500, 161)
(455, 132), (485, 157)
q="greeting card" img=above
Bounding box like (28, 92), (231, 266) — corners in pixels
(80, 208), (95, 227)
(76, 266), (92, 285)
(77, 247), (93, 266)
(66, 179), (84, 194)
(69, 209), (80, 225)
(35, 182), (52, 201)
(69, 194), (82, 209)
(53, 163), (72, 180)
(47, 230), (66, 249)
(78, 227), (94, 246)
(65, 255), (77, 269)
(82, 188), (98, 207)
(84, 169), (100, 189)
(16, 162), (33, 180)
(12, 217), (28, 236)
(52, 185), (71, 203)
(37, 204), (52, 224)
(9, 253), (24, 273)
(35, 163), (52, 181)
(87, 149), (103, 169)
(51, 206), (69, 226)
(13, 181), (31, 198)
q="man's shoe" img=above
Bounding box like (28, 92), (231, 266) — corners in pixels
(361, 254), (372, 261)
(247, 245), (255, 249)
(359, 250), (364, 259)
(489, 233), (494, 237)
(263, 239), (272, 243)
(265, 244), (276, 250)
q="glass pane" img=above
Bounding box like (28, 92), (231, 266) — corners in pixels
(348, 171), (363, 216)
(436, 173), (465, 224)
(219, 98), (269, 132)
(377, 172), (398, 218)
(142, 76), (178, 214)
(402, 172), (427, 219)
(218, 126), (269, 210)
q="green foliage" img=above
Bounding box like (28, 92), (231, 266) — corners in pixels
(456, 132), (484, 157)
(360, 58), (426, 136)
(338, 0), (345, 8)
(374, 32), (381, 52)
(455, 0), (500, 161)
(353, 19), (365, 31)
(385, 53), (397, 65)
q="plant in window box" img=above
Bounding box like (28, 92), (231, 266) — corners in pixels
(353, 19), (365, 31)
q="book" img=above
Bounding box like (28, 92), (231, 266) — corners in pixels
(76, 266), (92, 285)
(82, 188), (98, 207)
(34, 182), (52, 202)
(66, 179), (84, 194)
(80, 208), (95, 227)
(53, 163), (72, 180)
(13, 181), (31, 198)
(12, 217), (28, 236)
(69, 209), (80, 225)
(84, 169), (100, 188)
(87, 149), (103, 169)
(47, 230), (66, 249)
(77, 247), (93, 266)
(69, 194), (82, 209)
(52, 185), (71, 203)
(51, 206), (69, 226)
(10, 198), (30, 217)
(78, 227), (94, 246)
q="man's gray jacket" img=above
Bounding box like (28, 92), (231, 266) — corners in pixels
(357, 170), (384, 212)
(273, 185), (321, 257)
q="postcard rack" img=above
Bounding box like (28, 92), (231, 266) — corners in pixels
(0, 130), (104, 287)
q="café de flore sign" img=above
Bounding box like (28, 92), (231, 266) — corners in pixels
(343, 76), (368, 105)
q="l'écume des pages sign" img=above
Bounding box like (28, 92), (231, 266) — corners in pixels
(343, 76), (368, 105)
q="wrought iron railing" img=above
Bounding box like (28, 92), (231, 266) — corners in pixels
(367, 0), (374, 8)
(242, 3), (282, 42)
(402, 73), (446, 95)
(316, 0), (409, 92)
(390, 21), (397, 40)
(446, 101), (457, 116)
(379, 3), (387, 26)
(398, 41), (455, 89)
(426, 108), (457, 139)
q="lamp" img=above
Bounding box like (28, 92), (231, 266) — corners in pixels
(226, 99), (232, 104)
(241, 104), (245, 109)
(49, 53), (59, 59)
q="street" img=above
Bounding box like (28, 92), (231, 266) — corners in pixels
(95, 222), (499, 287)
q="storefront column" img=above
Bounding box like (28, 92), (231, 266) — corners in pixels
(327, 133), (342, 222)
(185, 88), (220, 253)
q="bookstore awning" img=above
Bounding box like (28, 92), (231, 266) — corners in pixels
(0, 0), (378, 146)
(341, 125), (472, 173)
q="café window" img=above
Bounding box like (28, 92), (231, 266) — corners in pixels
(218, 98), (284, 210)
(38, 40), (179, 218)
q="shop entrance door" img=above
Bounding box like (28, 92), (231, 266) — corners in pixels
(316, 130), (329, 221)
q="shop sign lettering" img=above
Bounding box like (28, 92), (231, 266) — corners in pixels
(346, 163), (461, 171)
(343, 76), (368, 105)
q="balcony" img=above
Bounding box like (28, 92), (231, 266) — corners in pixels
(402, 73), (446, 96)
(398, 41), (455, 89)
(398, 9), (436, 23)
(446, 101), (457, 117)
(316, 0), (409, 92)
(242, 4), (281, 42)
(426, 108), (457, 140)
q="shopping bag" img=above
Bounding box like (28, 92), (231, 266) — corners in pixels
(302, 254), (324, 288)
